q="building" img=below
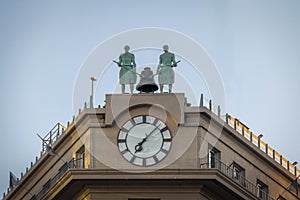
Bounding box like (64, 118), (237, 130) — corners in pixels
(3, 93), (300, 200)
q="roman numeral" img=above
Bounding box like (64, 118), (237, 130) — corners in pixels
(130, 119), (136, 126)
(121, 128), (129, 133)
(160, 149), (168, 154)
(161, 126), (168, 132)
(130, 155), (136, 163)
(163, 138), (172, 142)
(120, 149), (128, 154)
(118, 139), (126, 143)
(153, 155), (159, 163)
(142, 115), (147, 123)
(153, 118), (159, 126)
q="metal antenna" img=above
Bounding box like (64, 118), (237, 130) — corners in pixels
(90, 77), (97, 108)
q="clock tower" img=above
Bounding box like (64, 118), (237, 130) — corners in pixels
(90, 93), (198, 172)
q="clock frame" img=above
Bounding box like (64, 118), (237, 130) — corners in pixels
(117, 115), (172, 166)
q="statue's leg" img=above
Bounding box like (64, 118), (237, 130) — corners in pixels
(168, 84), (172, 93)
(159, 84), (164, 93)
(130, 83), (134, 94)
(121, 84), (125, 94)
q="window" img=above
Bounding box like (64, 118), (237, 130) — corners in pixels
(232, 162), (245, 186)
(76, 146), (85, 168)
(208, 147), (220, 168)
(256, 179), (268, 200)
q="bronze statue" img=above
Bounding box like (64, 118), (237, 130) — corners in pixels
(156, 45), (179, 93)
(115, 45), (137, 94)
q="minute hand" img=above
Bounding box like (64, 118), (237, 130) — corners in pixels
(145, 126), (159, 139)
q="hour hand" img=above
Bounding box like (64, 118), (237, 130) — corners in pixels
(134, 134), (148, 153)
(134, 143), (143, 153)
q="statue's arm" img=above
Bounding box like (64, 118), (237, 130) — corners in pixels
(132, 54), (137, 68)
(118, 55), (122, 67)
(172, 53), (177, 67)
(157, 55), (162, 73)
(159, 55), (163, 65)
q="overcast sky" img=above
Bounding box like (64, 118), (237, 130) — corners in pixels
(0, 0), (300, 193)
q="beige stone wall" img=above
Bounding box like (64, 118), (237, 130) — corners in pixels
(76, 185), (210, 200)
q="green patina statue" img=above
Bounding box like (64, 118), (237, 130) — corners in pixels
(156, 45), (179, 93)
(117, 45), (137, 94)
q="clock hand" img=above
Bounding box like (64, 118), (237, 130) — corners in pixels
(134, 127), (159, 153)
(134, 137), (147, 153)
(146, 127), (159, 138)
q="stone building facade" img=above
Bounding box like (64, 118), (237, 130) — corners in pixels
(3, 93), (299, 200)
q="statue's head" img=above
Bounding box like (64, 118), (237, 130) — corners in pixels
(163, 44), (169, 52)
(124, 45), (130, 53)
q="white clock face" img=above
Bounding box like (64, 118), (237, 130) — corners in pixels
(117, 115), (172, 166)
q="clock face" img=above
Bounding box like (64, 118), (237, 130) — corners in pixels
(117, 115), (172, 166)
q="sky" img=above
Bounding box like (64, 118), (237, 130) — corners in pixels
(0, 0), (300, 193)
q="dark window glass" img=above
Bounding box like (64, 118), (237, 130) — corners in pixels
(208, 147), (220, 168)
(256, 179), (268, 200)
(232, 162), (245, 186)
(76, 146), (85, 168)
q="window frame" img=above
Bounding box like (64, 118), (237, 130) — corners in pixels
(76, 146), (85, 168)
(208, 145), (220, 169)
(232, 162), (245, 186)
(256, 179), (269, 200)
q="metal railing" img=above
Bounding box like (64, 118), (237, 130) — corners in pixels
(199, 94), (300, 178)
(30, 157), (84, 200)
(224, 113), (299, 178)
(200, 160), (273, 200)
(40, 123), (66, 152)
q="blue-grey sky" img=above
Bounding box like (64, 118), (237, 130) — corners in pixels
(1, 0), (300, 193)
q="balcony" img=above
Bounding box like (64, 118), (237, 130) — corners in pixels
(200, 160), (273, 200)
(30, 157), (84, 200)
